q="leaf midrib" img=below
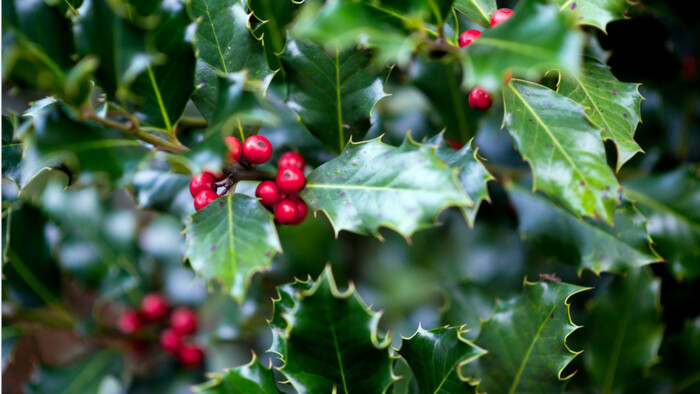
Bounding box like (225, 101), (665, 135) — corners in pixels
(61, 352), (114, 394)
(323, 298), (349, 393)
(602, 304), (631, 393)
(203, 0), (228, 73)
(625, 188), (700, 233)
(227, 195), (237, 286)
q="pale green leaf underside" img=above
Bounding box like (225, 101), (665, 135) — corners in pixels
(184, 193), (281, 303)
(300, 136), (473, 239)
(557, 0), (630, 31)
(503, 79), (619, 225)
(558, 56), (643, 170)
(453, 0), (496, 28)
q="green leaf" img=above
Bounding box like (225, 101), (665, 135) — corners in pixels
(26, 351), (122, 394)
(556, 0), (630, 31)
(300, 135), (472, 239)
(184, 193), (282, 303)
(273, 266), (397, 393)
(74, 0), (159, 100)
(658, 317), (700, 393)
(453, 0), (496, 28)
(473, 280), (587, 393)
(2, 116), (22, 185)
(247, 0), (298, 70)
(193, 353), (279, 393)
(558, 56), (643, 170)
(583, 268), (663, 392)
(190, 0), (274, 121)
(269, 279), (314, 358)
(131, 0), (196, 130)
(462, 0), (584, 92)
(431, 135), (494, 226)
(506, 181), (660, 274)
(281, 40), (389, 153)
(439, 282), (496, 340)
(379, 0), (455, 26)
(132, 167), (193, 217)
(624, 167), (700, 281)
(502, 79), (620, 225)
(398, 326), (486, 393)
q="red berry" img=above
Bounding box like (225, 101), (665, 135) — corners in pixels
(140, 293), (169, 322)
(242, 135), (272, 164)
(445, 139), (463, 150)
(118, 308), (142, 334)
(292, 199), (308, 225)
(459, 30), (481, 48)
(276, 167), (305, 193)
(159, 328), (183, 354)
(170, 307), (198, 336)
(177, 343), (204, 368)
(274, 199), (298, 224)
(194, 190), (218, 210)
(189, 173), (215, 197)
(255, 180), (281, 206)
(469, 86), (493, 111)
(278, 151), (306, 171)
(491, 8), (513, 27)
(224, 136), (243, 163)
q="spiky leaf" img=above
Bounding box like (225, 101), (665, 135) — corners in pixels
(473, 280), (587, 393)
(398, 326), (486, 393)
(300, 136), (472, 238)
(281, 40), (389, 153)
(247, 0), (299, 70)
(184, 193), (282, 303)
(502, 79), (620, 225)
(193, 354), (278, 394)
(558, 56), (643, 170)
(454, 0), (497, 28)
(556, 0), (630, 31)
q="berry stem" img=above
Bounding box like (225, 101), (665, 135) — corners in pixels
(221, 165), (275, 187)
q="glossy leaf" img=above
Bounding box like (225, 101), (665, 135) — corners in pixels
(131, 0), (196, 130)
(247, 0), (298, 70)
(184, 193), (282, 303)
(274, 266), (397, 393)
(502, 79), (620, 225)
(556, 0), (629, 31)
(398, 326), (486, 393)
(26, 351), (122, 394)
(583, 268), (663, 392)
(473, 280), (587, 393)
(190, 0), (274, 121)
(269, 279), (314, 358)
(558, 56), (643, 170)
(194, 354), (279, 393)
(507, 181), (660, 274)
(131, 167), (194, 218)
(281, 40), (389, 153)
(625, 168), (700, 280)
(2, 116), (22, 185)
(462, 0), (583, 92)
(300, 135), (472, 238)
(453, 0), (496, 28)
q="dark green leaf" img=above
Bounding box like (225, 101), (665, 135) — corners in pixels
(558, 56), (643, 170)
(247, 0), (298, 70)
(624, 167), (700, 280)
(583, 268), (663, 392)
(281, 40), (389, 153)
(269, 279), (314, 358)
(2, 116), (22, 185)
(194, 354), (279, 393)
(453, 0), (496, 28)
(132, 167), (193, 217)
(555, 0), (630, 31)
(462, 0), (583, 92)
(502, 79), (620, 225)
(274, 266), (397, 393)
(439, 282), (496, 340)
(507, 181), (660, 274)
(398, 326), (485, 393)
(184, 193), (281, 302)
(300, 135), (472, 238)
(26, 351), (122, 394)
(473, 280), (587, 393)
(190, 0), (274, 121)
(657, 317), (700, 393)
(379, 0), (454, 26)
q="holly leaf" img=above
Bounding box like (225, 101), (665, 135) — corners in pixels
(281, 40), (389, 153)
(247, 0), (299, 70)
(502, 79), (620, 225)
(26, 351), (122, 394)
(507, 181), (660, 274)
(131, 0), (196, 131)
(268, 279), (314, 358)
(556, 0), (630, 31)
(453, 0), (496, 28)
(74, 0), (159, 100)
(132, 168), (194, 218)
(398, 326), (486, 393)
(190, 0), (274, 121)
(657, 317), (700, 393)
(193, 354), (279, 393)
(184, 193), (282, 303)
(624, 167), (700, 281)
(462, 0), (584, 92)
(472, 280), (588, 393)
(273, 266), (397, 393)
(378, 0), (454, 26)
(583, 268), (663, 392)
(2, 116), (22, 185)
(558, 56), (643, 170)
(300, 135), (473, 239)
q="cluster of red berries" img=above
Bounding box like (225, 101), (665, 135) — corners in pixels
(256, 151), (308, 225)
(118, 293), (204, 368)
(459, 8), (514, 112)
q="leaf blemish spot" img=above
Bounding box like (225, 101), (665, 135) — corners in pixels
(571, 2), (577, 10)
(210, 245), (216, 252)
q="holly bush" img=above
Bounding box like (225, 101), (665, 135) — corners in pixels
(2, 0), (699, 392)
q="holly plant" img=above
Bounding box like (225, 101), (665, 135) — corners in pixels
(2, 0), (700, 393)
